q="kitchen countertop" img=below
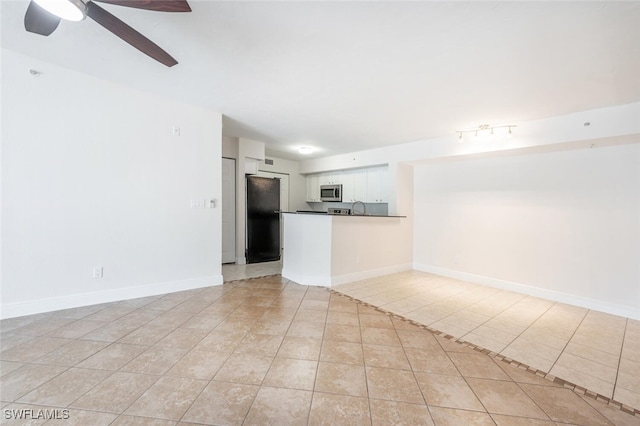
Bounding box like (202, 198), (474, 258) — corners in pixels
(281, 211), (406, 218)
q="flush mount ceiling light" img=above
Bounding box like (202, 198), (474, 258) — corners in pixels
(33, 0), (86, 21)
(298, 146), (313, 154)
(457, 124), (516, 142)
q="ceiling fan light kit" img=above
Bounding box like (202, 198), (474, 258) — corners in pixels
(33, 0), (86, 21)
(24, 0), (191, 67)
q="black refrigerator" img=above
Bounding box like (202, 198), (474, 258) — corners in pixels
(246, 176), (281, 264)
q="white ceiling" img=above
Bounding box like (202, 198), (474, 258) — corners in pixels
(2, 1), (640, 160)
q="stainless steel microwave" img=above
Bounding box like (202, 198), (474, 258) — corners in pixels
(320, 184), (342, 202)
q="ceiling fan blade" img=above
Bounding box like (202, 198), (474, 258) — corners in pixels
(24, 0), (61, 36)
(93, 0), (191, 13)
(86, 1), (178, 67)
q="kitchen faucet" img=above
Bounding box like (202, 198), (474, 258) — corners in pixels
(351, 201), (366, 216)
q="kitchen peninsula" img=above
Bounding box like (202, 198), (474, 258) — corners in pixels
(282, 212), (412, 287)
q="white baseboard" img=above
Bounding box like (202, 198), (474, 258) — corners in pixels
(282, 269), (331, 287)
(331, 263), (413, 287)
(0, 275), (224, 320)
(414, 263), (639, 320)
(236, 257), (247, 265)
(283, 263), (413, 288)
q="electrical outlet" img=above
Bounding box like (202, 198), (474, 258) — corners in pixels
(93, 267), (103, 279)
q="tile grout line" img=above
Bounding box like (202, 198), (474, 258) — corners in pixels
(547, 306), (590, 374)
(211, 276), (293, 425)
(611, 317), (628, 409)
(128, 277), (273, 423)
(284, 283), (324, 426)
(168, 291), (236, 425)
(97, 286), (230, 422)
(541, 310), (628, 397)
(367, 280), (528, 349)
(384, 288), (503, 422)
(330, 288), (640, 417)
(307, 286), (333, 426)
(357, 298), (376, 425)
(496, 299), (559, 366)
(390, 312), (450, 424)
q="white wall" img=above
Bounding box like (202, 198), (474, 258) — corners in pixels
(413, 143), (640, 319)
(222, 135), (239, 159)
(1, 49), (223, 318)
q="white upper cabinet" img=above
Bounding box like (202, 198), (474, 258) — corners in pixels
(306, 174), (320, 202)
(342, 169), (367, 203)
(353, 170), (368, 202)
(340, 171), (354, 203)
(319, 172), (342, 186)
(306, 166), (388, 204)
(366, 166), (389, 203)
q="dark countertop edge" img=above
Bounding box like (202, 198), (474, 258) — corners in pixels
(280, 212), (406, 218)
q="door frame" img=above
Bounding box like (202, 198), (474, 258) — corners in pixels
(221, 157), (236, 264)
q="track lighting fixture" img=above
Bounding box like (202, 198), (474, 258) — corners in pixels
(456, 124), (516, 142)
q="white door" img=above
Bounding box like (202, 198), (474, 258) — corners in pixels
(222, 158), (236, 264)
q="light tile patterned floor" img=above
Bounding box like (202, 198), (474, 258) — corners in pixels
(0, 270), (638, 425)
(333, 270), (640, 413)
(223, 260), (283, 282)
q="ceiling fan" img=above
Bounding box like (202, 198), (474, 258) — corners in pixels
(24, 0), (191, 67)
